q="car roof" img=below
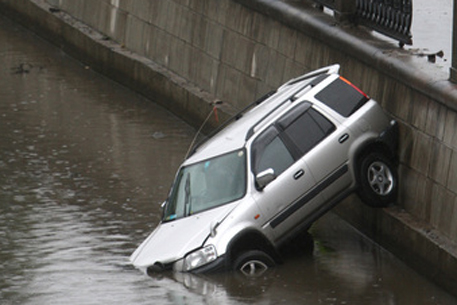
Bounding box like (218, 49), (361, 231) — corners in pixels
(184, 65), (341, 166)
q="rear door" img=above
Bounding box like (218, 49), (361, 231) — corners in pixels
(296, 106), (354, 203)
(306, 75), (372, 199)
(273, 103), (352, 213)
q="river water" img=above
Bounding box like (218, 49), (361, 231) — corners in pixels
(0, 16), (456, 305)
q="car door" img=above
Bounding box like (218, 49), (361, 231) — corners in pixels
(305, 75), (371, 200)
(281, 103), (354, 204)
(301, 108), (354, 203)
(251, 102), (328, 243)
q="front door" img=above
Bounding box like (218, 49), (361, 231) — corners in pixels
(250, 125), (320, 243)
(250, 102), (338, 243)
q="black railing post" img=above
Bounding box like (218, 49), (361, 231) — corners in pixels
(355, 0), (412, 47)
(451, 0), (457, 83)
(334, 0), (356, 23)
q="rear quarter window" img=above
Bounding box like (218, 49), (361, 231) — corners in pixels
(315, 77), (369, 117)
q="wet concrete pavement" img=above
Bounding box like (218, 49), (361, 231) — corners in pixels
(1, 13), (457, 305)
(411, 0), (452, 64)
(376, 0), (452, 77)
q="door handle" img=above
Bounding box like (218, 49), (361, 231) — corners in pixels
(339, 133), (349, 143)
(294, 169), (304, 180)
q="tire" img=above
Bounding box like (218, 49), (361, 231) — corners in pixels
(233, 250), (275, 277)
(357, 152), (398, 207)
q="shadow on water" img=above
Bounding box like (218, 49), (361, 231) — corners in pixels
(0, 13), (456, 305)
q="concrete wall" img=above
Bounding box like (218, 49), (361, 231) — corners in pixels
(1, 0), (456, 294)
(47, 0), (313, 110)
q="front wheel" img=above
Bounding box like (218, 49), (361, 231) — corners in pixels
(233, 250), (275, 277)
(357, 152), (398, 207)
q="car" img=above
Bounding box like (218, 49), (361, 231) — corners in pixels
(130, 64), (399, 276)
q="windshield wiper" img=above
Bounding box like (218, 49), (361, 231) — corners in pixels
(184, 173), (192, 216)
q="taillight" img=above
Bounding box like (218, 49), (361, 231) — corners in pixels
(339, 76), (369, 99)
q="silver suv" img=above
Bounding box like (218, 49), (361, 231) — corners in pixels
(130, 64), (398, 276)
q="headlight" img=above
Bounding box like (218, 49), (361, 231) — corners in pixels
(184, 245), (217, 271)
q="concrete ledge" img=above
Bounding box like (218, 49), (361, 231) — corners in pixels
(335, 196), (457, 295)
(234, 0), (457, 112)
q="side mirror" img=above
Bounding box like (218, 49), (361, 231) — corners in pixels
(255, 168), (276, 190)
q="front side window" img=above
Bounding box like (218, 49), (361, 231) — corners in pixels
(163, 149), (247, 221)
(251, 126), (294, 177)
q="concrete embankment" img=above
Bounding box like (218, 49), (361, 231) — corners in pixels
(1, 0), (456, 295)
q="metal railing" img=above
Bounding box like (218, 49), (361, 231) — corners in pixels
(356, 0), (412, 46)
(312, 0), (413, 46)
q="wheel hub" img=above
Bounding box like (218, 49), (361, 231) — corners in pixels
(368, 161), (394, 196)
(239, 260), (268, 277)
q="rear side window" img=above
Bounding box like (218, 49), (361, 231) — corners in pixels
(315, 77), (369, 117)
(279, 105), (335, 156)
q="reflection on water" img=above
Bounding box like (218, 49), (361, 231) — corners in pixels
(0, 15), (456, 305)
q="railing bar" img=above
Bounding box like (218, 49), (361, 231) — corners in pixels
(311, 0), (412, 46)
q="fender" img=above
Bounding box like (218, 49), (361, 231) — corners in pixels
(224, 228), (279, 267)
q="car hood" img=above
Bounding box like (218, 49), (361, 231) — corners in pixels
(130, 204), (234, 270)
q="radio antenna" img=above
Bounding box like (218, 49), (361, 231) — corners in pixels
(184, 100), (223, 159)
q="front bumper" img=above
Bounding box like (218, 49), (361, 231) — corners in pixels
(146, 255), (228, 276)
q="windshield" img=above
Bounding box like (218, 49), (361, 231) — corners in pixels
(163, 149), (247, 221)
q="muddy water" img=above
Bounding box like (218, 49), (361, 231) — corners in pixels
(0, 16), (455, 305)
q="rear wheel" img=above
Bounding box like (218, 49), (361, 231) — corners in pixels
(233, 250), (275, 277)
(357, 152), (397, 207)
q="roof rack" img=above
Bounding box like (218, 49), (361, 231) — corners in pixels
(187, 64), (339, 158)
(278, 64), (339, 90)
(245, 73), (330, 140)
